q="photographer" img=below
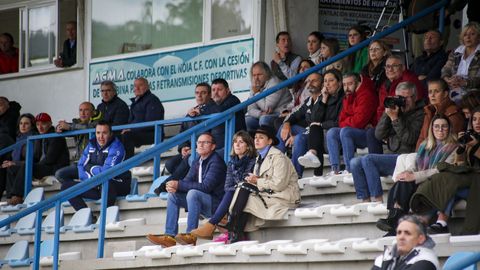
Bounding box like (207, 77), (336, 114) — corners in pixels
(410, 107), (480, 235)
(350, 82), (425, 204)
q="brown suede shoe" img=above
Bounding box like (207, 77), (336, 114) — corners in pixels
(175, 233), (197, 245)
(146, 234), (176, 247)
(190, 222), (216, 240)
(8, 196), (24, 206)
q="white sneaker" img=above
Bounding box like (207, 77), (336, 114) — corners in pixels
(298, 151), (321, 168)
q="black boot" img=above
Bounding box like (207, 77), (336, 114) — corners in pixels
(376, 208), (405, 232)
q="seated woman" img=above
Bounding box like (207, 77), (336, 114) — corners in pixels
(191, 131), (256, 240)
(297, 69), (345, 176)
(227, 125), (300, 242)
(5, 113), (69, 205)
(361, 40), (391, 92)
(441, 22), (480, 104)
(345, 24), (370, 73)
(1, 113), (37, 202)
(376, 115), (457, 236)
(319, 38), (340, 74)
(307, 31), (324, 65)
(410, 107), (480, 235)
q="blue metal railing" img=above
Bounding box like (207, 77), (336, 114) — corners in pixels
(0, 1), (449, 269)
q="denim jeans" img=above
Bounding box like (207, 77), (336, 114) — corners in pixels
(165, 189), (213, 236)
(276, 124), (308, 177)
(245, 113), (279, 131)
(327, 127), (367, 172)
(209, 190), (234, 224)
(55, 164), (78, 183)
(351, 154), (398, 200)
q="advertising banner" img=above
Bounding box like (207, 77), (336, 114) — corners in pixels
(89, 38), (254, 106)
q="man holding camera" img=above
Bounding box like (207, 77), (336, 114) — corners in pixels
(350, 82), (425, 204)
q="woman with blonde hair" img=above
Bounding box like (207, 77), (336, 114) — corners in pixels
(442, 22), (480, 103)
(376, 114), (457, 236)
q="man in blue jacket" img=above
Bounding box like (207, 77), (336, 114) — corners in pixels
(121, 77), (164, 158)
(61, 121), (131, 211)
(146, 132), (227, 247)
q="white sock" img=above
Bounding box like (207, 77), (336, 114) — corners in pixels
(436, 220), (447, 227)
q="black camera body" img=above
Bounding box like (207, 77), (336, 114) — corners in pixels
(384, 96), (406, 109)
(458, 129), (478, 145)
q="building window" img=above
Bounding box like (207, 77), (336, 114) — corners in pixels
(91, 0), (203, 58)
(20, 3), (56, 68)
(211, 0), (252, 40)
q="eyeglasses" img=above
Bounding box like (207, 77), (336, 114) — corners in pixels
(385, 64), (403, 70)
(433, 124), (449, 130)
(197, 141), (213, 145)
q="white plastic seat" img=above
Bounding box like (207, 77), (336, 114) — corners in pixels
(277, 239), (328, 255)
(1, 187), (44, 212)
(39, 239), (81, 266)
(314, 237), (366, 254)
(366, 203), (388, 215)
(114, 245), (159, 260)
(131, 166), (154, 177)
(294, 204), (343, 219)
(176, 242), (223, 257)
(126, 176), (168, 202)
(0, 240), (31, 267)
(61, 208), (95, 233)
(352, 237), (395, 252)
(106, 218), (146, 232)
(42, 209), (64, 234)
(0, 214), (11, 236)
(450, 234), (480, 246)
(241, 240), (293, 255)
(308, 176), (338, 188)
(330, 202), (373, 217)
(145, 245), (182, 259)
(209, 241), (259, 256)
(12, 212), (36, 235)
(297, 177), (310, 189)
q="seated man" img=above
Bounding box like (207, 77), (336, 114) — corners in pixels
(325, 73), (379, 175)
(0, 33), (19, 74)
(246, 61), (291, 131)
(55, 102), (100, 183)
(96, 80), (129, 127)
(275, 72), (324, 177)
(270, 31), (301, 81)
(376, 55), (426, 123)
(372, 215), (439, 270)
(0, 96), (21, 141)
(211, 78), (246, 133)
(350, 82), (425, 203)
(6, 113), (69, 205)
(410, 30), (448, 88)
(122, 77), (164, 158)
(146, 132), (227, 247)
(61, 121), (131, 211)
(54, 21), (77, 67)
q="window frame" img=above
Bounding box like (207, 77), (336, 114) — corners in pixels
(88, 0), (260, 64)
(0, 0), (83, 79)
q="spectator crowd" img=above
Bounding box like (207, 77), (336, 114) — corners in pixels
(2, 18), (480, 270)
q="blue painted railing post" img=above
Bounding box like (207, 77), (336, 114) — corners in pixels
(224, 114), (235, 162)
(190, 134), (197, 161)
(153, 124), (163, 180)
(24, 139), (34, 197)
(32, 208), (44, 270)
(97, 180), (109, 258)
(53, 202), (61, 270)
(439, 7), (445, 33)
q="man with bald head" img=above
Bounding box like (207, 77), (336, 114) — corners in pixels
(55, 101), (101, 183)
(122, 77), (164, 158)
(276, 72), (324, 177)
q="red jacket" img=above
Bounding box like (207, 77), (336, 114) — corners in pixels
(0, 48), (19, 74)
(339, 75), (379, 128)
(376, 69), (426, 123)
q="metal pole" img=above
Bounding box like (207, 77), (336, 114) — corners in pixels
(53, 202), (61, 270)
(153, 124), (163, 180)
(24, 139), (34, 197)
(97, 180), (109, 258)
(32, 209), (43, 270)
